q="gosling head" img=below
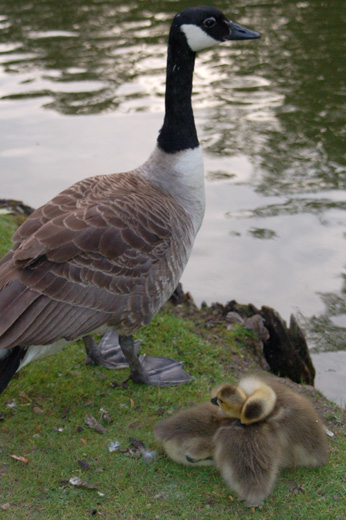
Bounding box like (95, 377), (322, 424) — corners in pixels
(210, 383), (247, 419)
(211, 379), (277, 425)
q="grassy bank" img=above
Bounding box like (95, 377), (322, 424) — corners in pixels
(0, 213), (345, 520)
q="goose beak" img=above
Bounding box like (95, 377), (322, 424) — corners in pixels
(225, 21), (261, 41)
(211, 397), (219, 406)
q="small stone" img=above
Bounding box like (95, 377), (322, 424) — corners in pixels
(225, 312), (244, 325)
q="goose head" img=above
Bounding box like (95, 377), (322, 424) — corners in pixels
(211, 380), (277, 424)
(172, 6), (260, 53)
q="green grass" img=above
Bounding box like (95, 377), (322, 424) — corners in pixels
(0, 214), (21, 257)
(0, 214), (345, 519)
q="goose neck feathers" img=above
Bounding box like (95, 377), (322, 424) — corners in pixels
(140, 146), (205, 234)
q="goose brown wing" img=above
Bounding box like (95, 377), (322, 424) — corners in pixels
(0, 173), (193, 348)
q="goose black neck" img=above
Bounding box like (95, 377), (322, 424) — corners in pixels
(157, 29), (199, 154)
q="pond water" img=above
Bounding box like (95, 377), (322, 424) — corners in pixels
(0, 0), (345, 406)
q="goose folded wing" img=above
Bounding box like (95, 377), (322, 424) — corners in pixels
(10, 196), (177, 307)
(0, 177), (190, 347)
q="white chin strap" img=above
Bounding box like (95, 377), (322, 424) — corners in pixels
(181, 24), (220, 52)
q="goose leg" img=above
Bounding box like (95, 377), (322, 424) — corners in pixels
(119, 334), (193, 386)
(118, 335), (151, 384)
(84, 333), (134, 369)
(83, 331), (192, 386)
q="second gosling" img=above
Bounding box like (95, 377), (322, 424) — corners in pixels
(153, 402), (222, 466)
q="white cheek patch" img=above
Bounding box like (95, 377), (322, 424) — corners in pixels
(181, 24), (220, 52)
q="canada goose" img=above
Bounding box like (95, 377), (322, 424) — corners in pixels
(0, 7), (260, 394)
(153, 401), (223, 466)
(211, 376), (328, 506)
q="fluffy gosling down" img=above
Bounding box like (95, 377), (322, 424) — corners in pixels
(211, 376), (328, 507)
(154, 376), (328, 508)
(153, 402), (222, 466)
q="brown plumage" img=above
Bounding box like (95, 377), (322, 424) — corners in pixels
(0, 173), (193, 349)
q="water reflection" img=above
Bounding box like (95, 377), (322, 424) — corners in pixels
(227, 194), (346, 223)
(303, 272), (346, 352)
(0, 1), (346, 396)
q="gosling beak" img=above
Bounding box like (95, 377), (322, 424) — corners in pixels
(211, 397), (219, 406)
(225, 21), (260, 41)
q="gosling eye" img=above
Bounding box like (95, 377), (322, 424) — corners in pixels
(218, 398), (224, 404)
(203, 17), (216, 29)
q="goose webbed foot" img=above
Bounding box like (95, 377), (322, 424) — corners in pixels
(83, 331), (192, 386)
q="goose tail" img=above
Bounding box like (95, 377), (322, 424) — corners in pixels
(0, 346), (26, 395)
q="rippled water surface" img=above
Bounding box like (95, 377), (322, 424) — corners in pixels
(0, 0), (345, 405)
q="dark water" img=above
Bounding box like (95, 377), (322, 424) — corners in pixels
(0, 0), (345, 405)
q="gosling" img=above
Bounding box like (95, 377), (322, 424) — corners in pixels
(211, 375), (328, 507)
(153, 402), (223, 466)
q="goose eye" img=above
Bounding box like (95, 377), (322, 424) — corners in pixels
(203, 17), (216, 28)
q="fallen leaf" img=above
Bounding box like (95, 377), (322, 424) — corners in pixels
(0, 503), (10, 511)
(129, 437), (145, 450)
(85, 414), (107, 434)
(69, 476), (98, 490)
(108, 441), (120, 452)
(32, 406), (45, 415)
(154, 493), (166, 500)
(126, 448), (141, 459)
(81, 438), (87, 444)
(78, 460), (90, 471)
(52, 426), (64, 432)
(61, 405), (70, 419)
(128, 438), (157, 463)
(100, 407), (112, 424)
(130, 398), (135, 408)
(10, 454), (29, 464)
